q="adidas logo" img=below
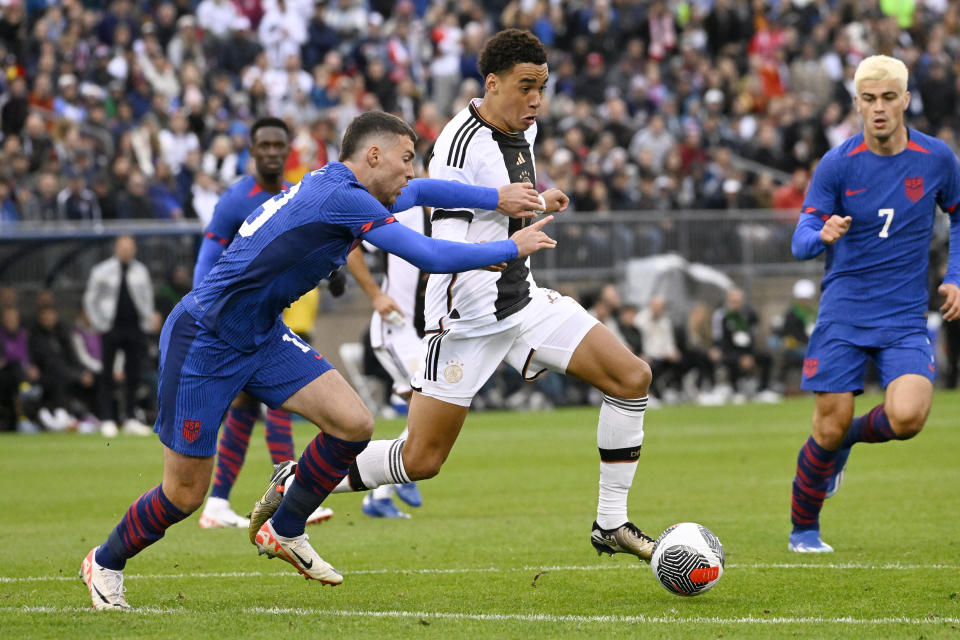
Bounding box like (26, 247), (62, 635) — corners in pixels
(516, 152), (525, 165)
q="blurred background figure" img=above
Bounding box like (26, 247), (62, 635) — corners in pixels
(83, 236), (156, 437)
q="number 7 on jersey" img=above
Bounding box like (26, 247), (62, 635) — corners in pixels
(878, 208), (894, 238)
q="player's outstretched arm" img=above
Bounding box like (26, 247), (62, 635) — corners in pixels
(362, 216), (556, 274)
(389, 178), (499, 213)
(346, 247), (402, 319)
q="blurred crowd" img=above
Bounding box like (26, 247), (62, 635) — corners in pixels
(0, 0), (959, 225)
(6, 0), (960, 429)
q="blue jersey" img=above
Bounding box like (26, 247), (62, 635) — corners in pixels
(194, 175), (292, 286)
(181, 162), (505, 350)
(793, 129), (960, 328)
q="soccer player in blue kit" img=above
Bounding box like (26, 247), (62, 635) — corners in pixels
(788, 55), (960, 553)
(193, 117), (334, 530)
(79, 111), (556, 609)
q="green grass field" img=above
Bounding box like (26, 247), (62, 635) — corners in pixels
(2, 393), (959, 638)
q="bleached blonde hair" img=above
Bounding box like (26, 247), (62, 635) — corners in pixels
(854, 55), (908, 94)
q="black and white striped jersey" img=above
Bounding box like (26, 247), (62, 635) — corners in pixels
(425, 98), (539, 335)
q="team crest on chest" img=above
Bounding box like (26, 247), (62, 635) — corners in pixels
(904, 177), (924, 202)
(443, 360), (465, 384)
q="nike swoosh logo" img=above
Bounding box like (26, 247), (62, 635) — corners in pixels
(290, 548), (313, 569)
(92, 583), (111, 604)
(845, 188), (867, 196)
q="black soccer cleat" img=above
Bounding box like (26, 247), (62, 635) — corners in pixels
(591, 520), (656, 562)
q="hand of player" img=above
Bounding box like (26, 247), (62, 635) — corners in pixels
(540, 188), (569, 214)
(819, 215), (852, 245)
(939, 282), (960, 321)
(328, 269), (347, 297)
(373, 293), (402, 319)
(496, 182), (542, 219)
(510, 215), (557, 258)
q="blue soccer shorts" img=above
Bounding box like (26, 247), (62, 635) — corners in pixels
(801, 321), (935, 394)
(153, 303), (334, 457)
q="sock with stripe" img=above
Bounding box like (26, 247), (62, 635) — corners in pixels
(265, 408), (296, 463)
(790, 436), (839, 533)
(271, 433), (369, 537)
(596, 395), (647, 530)
(95, 485), (189, 570)
(330, 437), (410, 493)
(209, 407), (257, 500)
(841, 404), (902, 447)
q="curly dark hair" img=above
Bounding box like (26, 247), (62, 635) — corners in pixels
(478, 29), (547, 78)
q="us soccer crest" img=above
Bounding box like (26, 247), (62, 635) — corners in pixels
(905, 177), (924, 202)
(443, 360), (465, 384)
(182, 419), (201, 443)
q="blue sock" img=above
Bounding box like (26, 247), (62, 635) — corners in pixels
(271, 432), (368, 538)
(842, 404), (897, 448)
(95, 485), (189, 571)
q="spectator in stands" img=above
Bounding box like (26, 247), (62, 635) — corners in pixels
(712, 287), (779, 403)
(56, 170), (101, 222)
(776, 278), (818, 393)
(28, 304), (98, 432)
(635, 295), (683, 401)
(83, 235), (156, 437)
(679, 302), (719, 400)
(772, 167), (810, 225)
(0, 305), (41, 433)
(114, 171), (157, 219)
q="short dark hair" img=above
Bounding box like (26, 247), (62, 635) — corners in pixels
(339, 111), (417, 161)
(250, 117), (289, 142)
(478, 29), (547, 78)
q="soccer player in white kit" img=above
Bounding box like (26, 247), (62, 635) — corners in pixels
(332, 29), (657, 560)
(345, 152), (436, 518)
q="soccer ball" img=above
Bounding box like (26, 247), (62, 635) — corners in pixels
(650, 522), (724, 596)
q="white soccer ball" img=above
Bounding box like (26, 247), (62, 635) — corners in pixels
(650, 522), (724, 597)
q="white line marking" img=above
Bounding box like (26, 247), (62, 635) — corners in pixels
(3, 562), (958, 584)
(3, 606), (957, 625)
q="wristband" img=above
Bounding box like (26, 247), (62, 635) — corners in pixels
(536, 193), (547, 213)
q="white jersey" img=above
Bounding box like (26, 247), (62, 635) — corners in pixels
(425, 98), (540, 336)
(365, 205), (432, 347)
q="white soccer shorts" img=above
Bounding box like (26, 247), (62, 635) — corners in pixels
(372, 320), (424, 396)
(412, 287), (599, 406)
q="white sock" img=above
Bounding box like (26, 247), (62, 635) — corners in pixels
(331, 437), (409, 493)
(371, 484), (394, 499)
(596, 395), (647, 530)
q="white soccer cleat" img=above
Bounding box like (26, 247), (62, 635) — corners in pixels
(788, 530), (834, 553)
(100, 420), (119, 437)
(199, 497), (250, 528)
(254, 520), (343, 585)
(306, 505), (334, 525)
(79, 546), (130, 610)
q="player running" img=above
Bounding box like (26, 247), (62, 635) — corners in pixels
(308, 29), (658, 561)
(192, 117), (332, 529)
(79, 111), (556, 609)
(788, 55), (960, 552)
(343, 149), (444, 518)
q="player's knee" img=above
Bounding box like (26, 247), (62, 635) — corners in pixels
(166, 483), (207, 514)
(612, 357), (652, 398)
(401, 449), (445, 481)
(813, 419), (848, 449)
(340, 409), (375, 441)
(887, 410), (926, 439)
